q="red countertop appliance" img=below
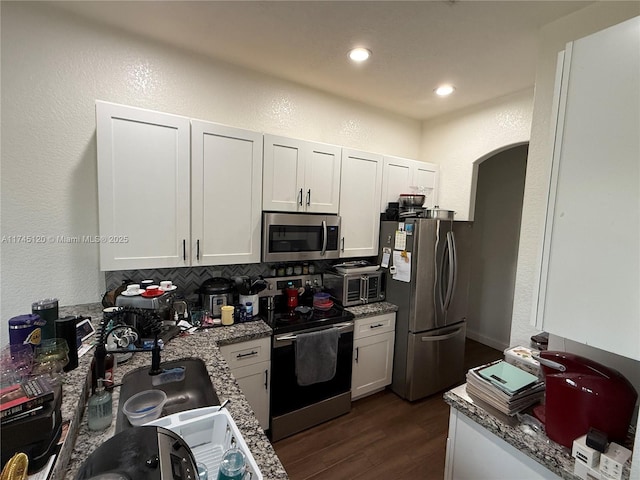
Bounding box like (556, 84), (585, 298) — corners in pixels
(537, 351), (637, 448)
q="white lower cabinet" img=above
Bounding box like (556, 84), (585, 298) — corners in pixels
(219, 337), (271, 430)
(445, 408), (560, 479)
(351, 313), (396, 401)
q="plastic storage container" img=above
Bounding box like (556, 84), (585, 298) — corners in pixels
(122, 389), (167, 426)
(146, 407), (263, 480)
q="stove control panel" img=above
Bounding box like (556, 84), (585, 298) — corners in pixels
(259, 274), (323, 297)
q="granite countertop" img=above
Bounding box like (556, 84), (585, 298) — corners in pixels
(50, 303), (288, 480)
(345, 301), (398, 319)
(444, 384), (632, 480)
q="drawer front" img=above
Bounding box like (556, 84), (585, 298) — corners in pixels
(219, 336), (271, 369)
(354, 312), (396, 340)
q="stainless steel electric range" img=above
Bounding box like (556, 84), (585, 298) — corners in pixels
(259, 274), (355, 442)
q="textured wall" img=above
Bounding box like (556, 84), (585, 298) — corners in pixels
(419, 89), (533, 222)
(0, 3), (421, 327)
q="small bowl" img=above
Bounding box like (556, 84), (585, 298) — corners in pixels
(123, 389), (167, 426)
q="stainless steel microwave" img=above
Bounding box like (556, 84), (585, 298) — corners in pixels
(323, 271), (385, 306)
(262, 212), (341, 262)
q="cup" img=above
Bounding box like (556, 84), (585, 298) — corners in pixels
(31, 298), (58, 340)
(140, 280), (154, 290)
(126, 284), (141, 294)
(221, 305), (235, 326)
(160, 280), (173, 291)
(145, 285), (161, 296)
(217, 448), (246, 480)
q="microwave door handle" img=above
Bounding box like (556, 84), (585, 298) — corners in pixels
(361, 275), (368, 304)
(321, 219), (327, 256)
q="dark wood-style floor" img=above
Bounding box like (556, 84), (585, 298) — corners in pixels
(272, 339), (502, 480)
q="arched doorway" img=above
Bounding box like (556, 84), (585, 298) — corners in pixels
(465, 143), (528, 350)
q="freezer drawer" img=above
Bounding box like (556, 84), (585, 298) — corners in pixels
(406, 322), (466, 401)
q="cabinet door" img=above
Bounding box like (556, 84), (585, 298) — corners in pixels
(263, 134), (305, 212)
(352, 331), (395, 400)
(381, 156), (413, 211)
(96, 101), (190, 270)
(231, 361), (271, 431)
(339, 149), (383, 257)
(413, 162), (439, 208)
(537, 17), (640, 360)
(304, 141), (342, 214)
(191, 121), (263, 265)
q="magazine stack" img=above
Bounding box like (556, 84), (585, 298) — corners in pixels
(466, 360), (545, 417)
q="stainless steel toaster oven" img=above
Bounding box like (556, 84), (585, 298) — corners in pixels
(323, 271), (385, 307)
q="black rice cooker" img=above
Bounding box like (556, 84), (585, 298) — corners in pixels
(198, 277), (234, 317)
(75, 426), (198, 480)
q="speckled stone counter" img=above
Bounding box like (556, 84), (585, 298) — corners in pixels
(345, 301), (398, 318)
(444, 384), (632, 480)
(49, 303), (288, 480)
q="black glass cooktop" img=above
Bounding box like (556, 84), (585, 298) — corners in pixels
(261, 296), (354, 335)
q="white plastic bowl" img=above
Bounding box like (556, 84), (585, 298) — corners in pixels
(122, 389), (167, 426)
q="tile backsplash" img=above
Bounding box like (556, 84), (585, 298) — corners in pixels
(104, 261), (334, 297)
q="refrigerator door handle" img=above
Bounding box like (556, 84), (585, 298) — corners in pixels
(420, 327), (464, 342)
(443, 231), (457, 312)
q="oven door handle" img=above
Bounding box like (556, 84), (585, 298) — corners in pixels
(275, 321), (354, 343)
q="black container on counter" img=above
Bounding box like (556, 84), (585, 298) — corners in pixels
(55, 316), (79, 372)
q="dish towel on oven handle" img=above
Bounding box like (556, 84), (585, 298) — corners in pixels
(295, 327), (340, 386)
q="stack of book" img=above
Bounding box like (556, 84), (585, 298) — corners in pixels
(0, 376), (55, 424)
(1, 376), (63, 472)
(466, 360), (545, 417)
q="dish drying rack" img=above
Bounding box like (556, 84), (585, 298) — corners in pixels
(146, 406), (263, 480)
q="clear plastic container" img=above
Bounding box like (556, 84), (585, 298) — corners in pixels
(122, 389), (167, 426)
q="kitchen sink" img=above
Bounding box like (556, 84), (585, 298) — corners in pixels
(115, 357), (219, 432)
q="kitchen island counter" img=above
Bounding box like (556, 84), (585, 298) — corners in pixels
(444, 384), (632, 480)
(51, 303), (287, 480)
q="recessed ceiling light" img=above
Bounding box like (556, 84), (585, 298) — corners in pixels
(348, 48), (371, 63)
(434, 84), (456, 97)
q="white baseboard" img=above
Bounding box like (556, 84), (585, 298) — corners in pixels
(466, 330), (509, 352)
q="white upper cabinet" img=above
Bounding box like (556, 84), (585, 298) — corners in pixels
(263, 134), (341, 214)
(380, 155), (439, 212)
(339, 149), (383, 257)
(536, 17), (639, 360)
(191, 120), (263, 266)
(96, 101), (191, 271)
(96, 102), (263, 270)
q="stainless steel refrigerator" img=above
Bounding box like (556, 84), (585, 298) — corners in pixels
(379, 218), (469, 401)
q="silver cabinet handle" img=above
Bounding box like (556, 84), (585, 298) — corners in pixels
(196, 239), (200, 261)
(298, 188), (303, 206)
(355, 347), (359, 363)
(183, 239), (186, 261)
(264, 369), (269, 389)
(370, 323), (384, 329)
(306, 189), (311, 206)
(236, 350), (258, 359)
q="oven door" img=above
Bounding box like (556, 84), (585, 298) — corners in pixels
(270, 322), (353, 438)
(262, 212), (340, 262)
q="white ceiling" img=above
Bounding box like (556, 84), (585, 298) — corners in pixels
(53, 0), (592, 121)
